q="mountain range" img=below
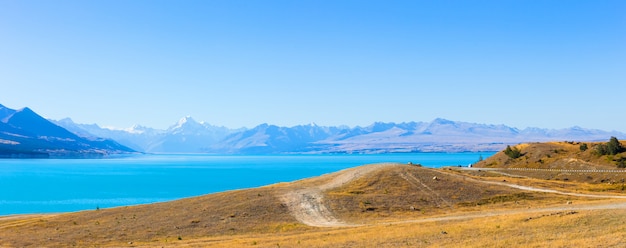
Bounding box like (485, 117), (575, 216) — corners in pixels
(0, 104), (134, 158)
(2, 103), (623, 156)
(54, 114), (625, 154)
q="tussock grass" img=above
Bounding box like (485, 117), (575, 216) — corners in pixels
(476, 141), (626, 172)
(1, 151), (626, 247)
(162, 207), (626, 247)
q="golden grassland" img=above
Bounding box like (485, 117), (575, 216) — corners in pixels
(1, 141), (626, 247)
(476, 141), (626, 171)
(172, 207), (626, 248)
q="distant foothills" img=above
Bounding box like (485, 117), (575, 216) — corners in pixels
(0, 104), (134, 158)
(1, 103), (625, 157)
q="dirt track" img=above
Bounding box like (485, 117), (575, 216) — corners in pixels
(439, 169), (626, 199)
(279, 163), (397, 227)
(280, 163), (626, 228)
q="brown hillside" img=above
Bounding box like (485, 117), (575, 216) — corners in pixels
(476, 141), (626, 170)
(0, 186), (305, 247)
(326, 165), (528, 223)
(0, 161), (624, 247)
(473, 141), (626, 184)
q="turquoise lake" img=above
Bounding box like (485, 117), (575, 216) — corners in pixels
(0, 153), (493, 215)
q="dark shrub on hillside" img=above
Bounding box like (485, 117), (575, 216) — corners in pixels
(580, 143), (588, 151)
(595, 137), (625, 156)
(504, 145), (522, 159)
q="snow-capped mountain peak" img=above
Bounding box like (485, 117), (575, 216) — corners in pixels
(50, 114), (626, 154)
(179, 116), (193, 124)
(169, 116), (202, 131)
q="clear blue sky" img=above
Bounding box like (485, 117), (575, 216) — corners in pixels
(1, 0), (625, 131)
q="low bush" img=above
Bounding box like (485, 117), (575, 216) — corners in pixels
(504, 145), (522, 159)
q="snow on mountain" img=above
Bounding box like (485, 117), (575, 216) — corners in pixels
(211, 123), (343, 154)
(312, 119), (625, 153)
(99, 125), (153, 135)
(167, 116), (224, 136)
(54, 118), (99, 138)
(169, 116), (195, 132)
(149, 116), (233, 153)
(55, 116), (235, 153)
(53, 116), (626, 154)
(52, 119), (162, 152)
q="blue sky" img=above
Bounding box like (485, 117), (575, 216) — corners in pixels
(1, 1), (625, 131)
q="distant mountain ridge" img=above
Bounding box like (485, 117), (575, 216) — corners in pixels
(0, 104), (135, 158)
(54, 116), (625, 154)
(54, 116), (237, 153)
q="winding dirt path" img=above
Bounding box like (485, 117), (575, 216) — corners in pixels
(281, 164), (626, 228)
(279, 163), (398, 227)
(438, 169), (626, 199)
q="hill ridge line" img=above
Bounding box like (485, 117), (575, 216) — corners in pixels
(442, 169), (626, 199)
(282, 163), (626, 228)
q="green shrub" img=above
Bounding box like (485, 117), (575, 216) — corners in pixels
(504, 145), (522, 159)
(607, 137), (624, 155)
(579, 143), (588, 151)
(595, 137), (624, 156)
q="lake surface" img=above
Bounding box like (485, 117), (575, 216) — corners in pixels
(0, 153), (493, 215)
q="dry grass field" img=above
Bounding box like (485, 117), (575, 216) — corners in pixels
(1, 141), (626, 247)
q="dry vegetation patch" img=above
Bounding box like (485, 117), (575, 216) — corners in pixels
(323, 165), (587, 223)
(474, 141), (626, 184)
(477, 141), (626, 169)
(2, 146), (626, 247)
(0, 186), (310, 247)
(326, 165), (521, 221)
(162, 207), (626, 247)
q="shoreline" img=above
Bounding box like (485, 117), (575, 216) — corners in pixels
(0, 153), (491, 217)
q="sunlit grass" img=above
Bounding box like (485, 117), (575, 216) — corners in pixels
(2, 151), (626, 247)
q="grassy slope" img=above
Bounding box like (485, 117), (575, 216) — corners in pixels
(326, 165), (549, 223)
(0, 185), (308, 247)
(191, 207), (626, 248)
(1, 143), (626, 247)
(475, 141), (626, 170)
(473, 141), (626, 185)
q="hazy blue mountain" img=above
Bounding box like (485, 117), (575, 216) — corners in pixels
(149, 116), (233, 153)
(54, 116), (235, 153)
(7, 107), (81, 140)
(54, 118), (164, 152)
(19, 101), (622, 155)
(55, 116), (626, 154)
(211, 123), (343, 154)
(0, 104), (17, 120)
(0, 105), (135, 158)
(54, 118), (100, 139)
(312, 119), (625, 153)
(203, 118), (624, 154)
